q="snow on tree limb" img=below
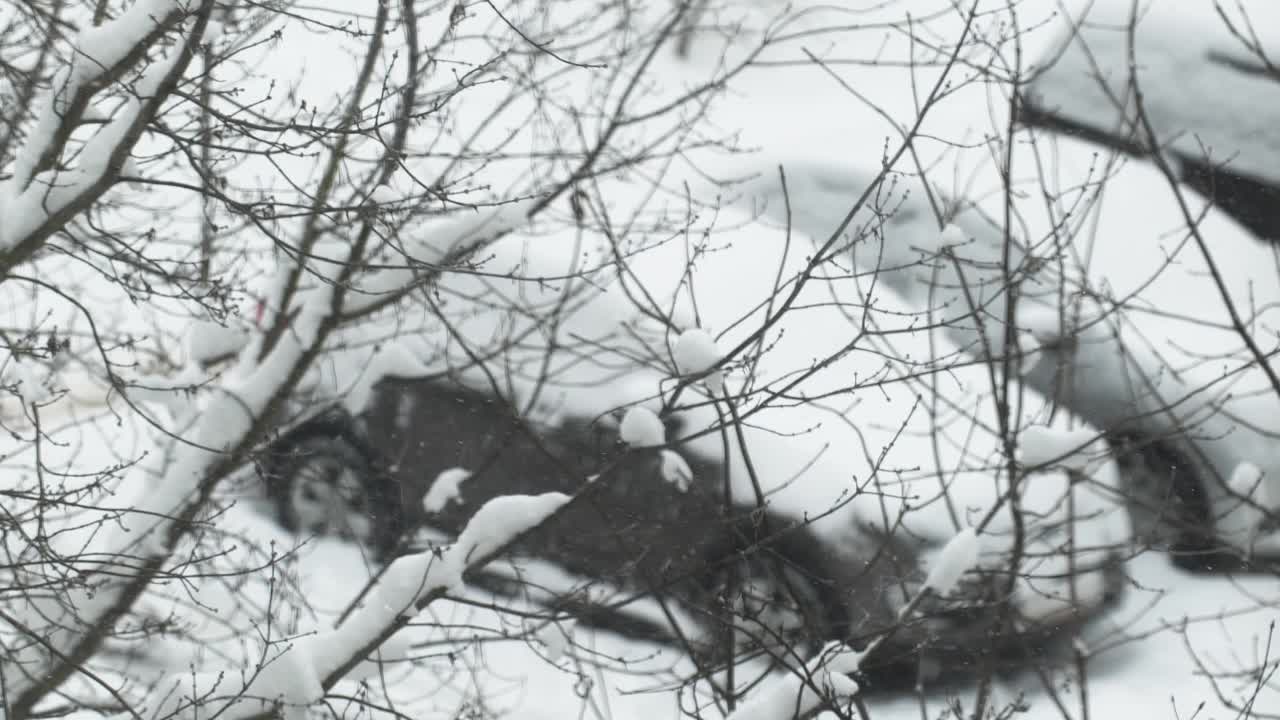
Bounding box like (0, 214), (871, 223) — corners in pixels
(659, 449), (693, 491)
(0, 0), (217, 275)
(423, 467), (473, 513)
(304, 492), (571, 692)
(923, 527), (981, 596)
(0, 282), (331, 718)
(452, 492), (570, 566)
(105, 492), (570, 719)
(1223, 461), (1272, 553)
(673, 327), (725, 393)
(2, 191), (537, 719)
(8, 0), (198, 194)
(724, 641), (863, 720)
(344, 198), (538, 317)
(1018, 425), (1104, 473)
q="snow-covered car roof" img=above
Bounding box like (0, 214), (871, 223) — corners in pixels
(1023, 2), (1280, 189)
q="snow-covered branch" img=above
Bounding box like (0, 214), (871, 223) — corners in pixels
(339, 198), (539, 320)
(725, 526), (983, 720)
(108, 493), (569, 720)
(0, 279), (334, 718)
(724, 641), (864, 720)
(1, 194), (537, 717)
(0, 0), (216, 275)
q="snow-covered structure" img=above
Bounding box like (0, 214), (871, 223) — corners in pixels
(1019, 2), (1280, 241)
(261, 197), (1132, 687)
(736, 146), (1280, 570)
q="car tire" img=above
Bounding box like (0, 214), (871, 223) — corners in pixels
(261, 416), (405, 558)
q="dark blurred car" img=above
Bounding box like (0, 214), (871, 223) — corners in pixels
(260, 377), (886, 655)
(257, 374), (1128, 692)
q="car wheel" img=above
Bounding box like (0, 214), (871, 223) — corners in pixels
(725, 552), (829, 652)
(263, 428), (404, 558)
(691, 527), (835, 659)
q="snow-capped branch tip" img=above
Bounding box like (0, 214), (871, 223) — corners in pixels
(422, 466), (471, 514)
(939, 222), (968, 246)
(1229, 461), (1266, 505)
(659, 449), (693, 492)
(923, 526), (980, 596)
(1226, 460), (1271, 554)
(724, 640), (863, 720)
(619, 405), (665, 448)
(454, 492), (571, 566)
(673, 327), (725, 393)
(302, 491), (572, 693)
(532, 617), (577, 662)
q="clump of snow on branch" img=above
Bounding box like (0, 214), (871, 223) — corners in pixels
(453, 492), (570, 565)
(1223, 461), (1274, 552)
(620, 405), (665, 448)
(301, 553), (461, 687)
(532, 617), (577, 662)
(923, 527), (980, 596)
(423, 467), (471, 513)
(367, 184), (400, 208)
(725, 641), (863, 720)
(939, 222), (968, 247)
(131, 493), (570, 718)
(1230, 461), (1266, 505)
(3, 362), (53, 405)
(674, 327), (725, 393)
(660, 449), (693, 491)
(1018, 424), (1102, 473)
(350, 199), (536, 314)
